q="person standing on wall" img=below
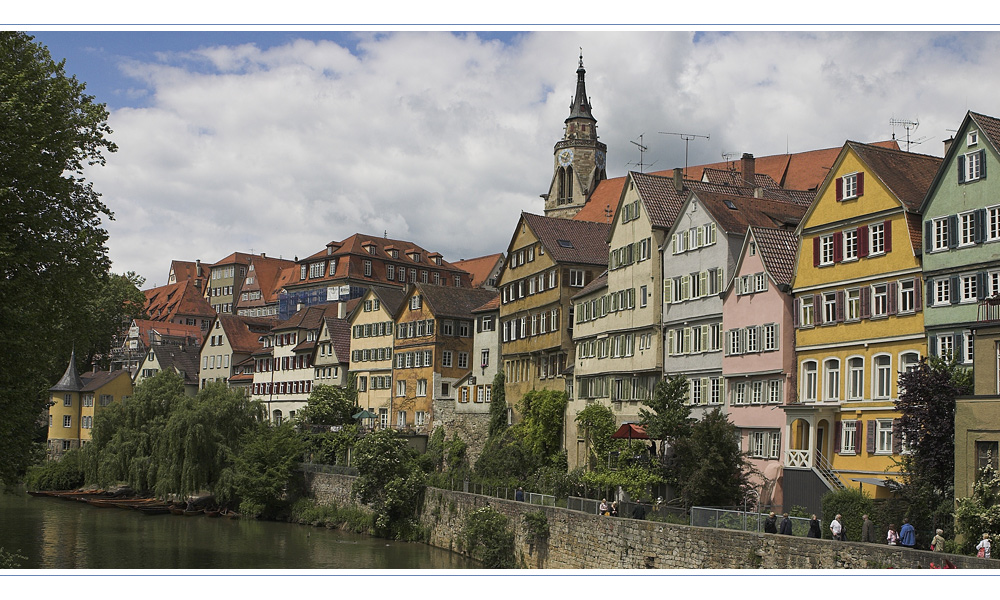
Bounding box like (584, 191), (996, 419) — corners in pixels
(779, 513), (792, 535)
(977, 533), (991, 558)
(899, 518), (916, 549)
(861, 514), (876, 543)
(764, 511), (778, 534)
(830, 514), (844, 540)
(807, 514), (822, 538)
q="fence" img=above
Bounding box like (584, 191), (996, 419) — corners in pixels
(690, 506), (814, 536)
(433, 479), (557, 507)
(567, 496), (687, 521)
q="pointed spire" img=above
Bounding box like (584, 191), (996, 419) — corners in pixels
(567, 49), (595, 122)
(50, 349), (84, 392)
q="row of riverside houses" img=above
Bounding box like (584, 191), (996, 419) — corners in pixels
(45, 58), (1000, 517)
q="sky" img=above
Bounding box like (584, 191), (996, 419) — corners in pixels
(21, 29), (1000, 288)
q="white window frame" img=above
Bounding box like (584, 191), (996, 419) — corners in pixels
(819, 234), (835, 266)
(801, 360), (818, 403)
(846, 288), (861, 321)
(841, 420), (858, 454)
(934, 278), (951, 306)
(899, 279), (915, 314)
(847, 356), (865, 400)
(988, 206), (1000, 242)
(960, 211), (977, 247)
(842, 173), (859, 200)
(966, 150), (983, 182)
(823, 358), (841, 402)
(869, 222), (886, 255)
(932, 217), (949, 251)
(569, 269), (585, 287)
(873, 354), (892, 400)
(843, 228), (858, 261)
(961, 273), (978, 303)
(872, 283), (888, 317)
(876, 419), (894, 455)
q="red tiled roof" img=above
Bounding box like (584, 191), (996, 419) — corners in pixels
(701, 168), (780, 189)
(453, 253), (504, 288)
(324, 317), (352, 364)
(149, 344), (200, 385)
(573, 176), (625, 224)
(143, 280), (215, 322)
(695, 192), (807, 235)
(169, 260), (211, 286)
(210, 251), (256, 267)
(240, 255), (298, 306)
(132, 319), (204, 345)
(217, 314), (276, 354)
(630, 171), (688, 230)
(471, 295), (500, 313)
(79, 370), (131, 393)
(301, 233), (468, 277)
(572, 271), (608, 301)
(414, 284), (499, 321)
(273, 303), (340, 333)
(970, 112), (1000, 152)
(521, 212), (610, 266)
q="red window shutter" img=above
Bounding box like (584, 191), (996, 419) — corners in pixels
(793, 298), (800, 328)
(855, 421), (864, 453)
(887, 282), (898, 315)
(835, 177), (844, 201)
(857, 172), (865, 197)
(858, 226), (869, 258)
(866, 420), (877, 453)
(915, 278), (923, 311)
(884, 220), (892, 252)
(814, 294), (822, 325)
(834, 232), (843, 262)
(836, 290), (845, 322)
(834, 421), (842, 454)
(813, 237), (821, 267)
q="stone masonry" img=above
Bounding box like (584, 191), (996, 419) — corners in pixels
(305, 471), (998, 569)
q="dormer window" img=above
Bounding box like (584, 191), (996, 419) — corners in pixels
(410, 295), (422, 310)
(390, 249), (399, 258)
(328, 259), (337, 275)
(410, 252), (421, 263)
(434, 257), (442, 266)
(364, 244), (376, 255)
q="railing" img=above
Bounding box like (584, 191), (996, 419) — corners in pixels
(979, 296), (1000, 323)
(567, 496), (686, 521)
(814, 451), (846, 491)
(690, 506), (813, 536)
(785, 448), (811, 468)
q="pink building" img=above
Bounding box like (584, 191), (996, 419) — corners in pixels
(722, 226), (799, 509)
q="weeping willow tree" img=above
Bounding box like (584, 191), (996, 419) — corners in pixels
(84, 372), (264, 500)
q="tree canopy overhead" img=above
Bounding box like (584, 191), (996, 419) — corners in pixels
(0, 32), (122, 484)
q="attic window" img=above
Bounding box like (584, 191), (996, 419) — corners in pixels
(557, 239), (574, 248)
(969, 130), (979, 146)
(723, 200), (737, 210)
(410, 252), (421, 263)
(364, 244), (376, 255)
(390, 250), (399, 258)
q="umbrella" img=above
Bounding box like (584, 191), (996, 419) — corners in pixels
(352, 409), (377, 421)
(611, 423), (648, 440)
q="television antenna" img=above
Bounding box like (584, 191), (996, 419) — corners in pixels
(660, 131), (710, 173)
(722, 152), (740, 170)
(889, 117), (929, 151)
(626, 134), (655, 173)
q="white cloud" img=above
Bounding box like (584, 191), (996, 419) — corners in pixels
(85, 31), (1000, 286)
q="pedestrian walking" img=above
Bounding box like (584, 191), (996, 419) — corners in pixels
(861, 514), (875, 543)
(610, 501), (619, 517)
(830, 514), (845, 541)
(900, 518), (916, 548)
(764, 511), (778, 534)
(887, 524), (899, 546)
(977, 533), (991, 558)
(931, 529), (946, 552)
(515, 487), (524, 502)
(779, 513), (793, 535)
(598, 498), (608, 515)
(807, 514), (822, 538)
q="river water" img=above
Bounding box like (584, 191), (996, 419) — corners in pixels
(0, 491), (474, 569)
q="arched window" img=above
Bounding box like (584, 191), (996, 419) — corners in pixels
(847, 356), (865, 400)
(823, 358), (841, 402)
(273, 409), (283, 425)
(556, 167), (566, 204)
(900, 351), (920, 373)
(565, 165), (574, 201)
(873, 354), (892, 399)
(801, 360), (818, 403)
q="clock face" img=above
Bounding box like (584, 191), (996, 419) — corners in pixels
(596, 150), (606, 170)
(558, 148), (574, 167)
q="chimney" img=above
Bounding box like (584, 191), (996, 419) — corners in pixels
(943, 136), (955, 156)
(673, 168), (684, 192)
(337, 301), (345, 319)
(261, 252), (265, 258)
(754, 187), (764, 199)
(741, 153), (756, 187)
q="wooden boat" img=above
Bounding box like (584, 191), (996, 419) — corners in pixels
(182, 508), (203, 517)
(170, 507), (186, 516)
(204, 509), (221, 518)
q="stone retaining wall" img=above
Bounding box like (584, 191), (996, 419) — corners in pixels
(305, 471), (999, 570)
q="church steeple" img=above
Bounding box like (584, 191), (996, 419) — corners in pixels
(568, 50), (595, 122)
(543, 52), (608, 219)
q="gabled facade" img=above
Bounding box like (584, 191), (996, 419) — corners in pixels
(543, 54), (607, 220)
(111, 318), (204, 374)
(134, 343), (200, 396)
(453, 253), (505, 291)
(786, 141), (940, 510)
(142, 280), (216, 330)
(721, 226), (799, 508)
(313, 316), (351, 391)
(391, 284), (497, 433)
(168, 259), (210, 290)
(198, 313), (275, 391)
(48, 352), (132, 459)
(663, 190), (805, 419)
(206, 252), (254, 314)
(499, 213), (610, 410)
(236, 255), (298, 318)
(348, 286), (406, 427)
(920, 111), (1000, 365)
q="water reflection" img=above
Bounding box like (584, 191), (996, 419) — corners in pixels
(0, 491), (472, 569)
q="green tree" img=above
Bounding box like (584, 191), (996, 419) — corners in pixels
(574, 403), (621, 470)
(671, 407), (753, 508)
(297, 384), (358, 427)
(955, 462), (1000, 553)
(893, 357), (973, 538)
(228, 422), (304, 518)
(517, 389), (568, 460)
(0, 32), (120, 485)
(352, 428), (425, 538)
(639, 376), (694, 446)
(488, 371), (508, 439)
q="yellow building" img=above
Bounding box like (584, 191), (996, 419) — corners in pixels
(785, 141), (941, 510)
(348, 285), (406, 429)
(48, 351), (133, 459)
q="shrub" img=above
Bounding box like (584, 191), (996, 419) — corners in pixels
(24, 450), (84, 491)
(523, 510), (549, 545)
(821, 487), (873, 542)
(461, 506), (516, 568)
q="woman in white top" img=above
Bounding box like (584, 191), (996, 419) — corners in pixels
(977, 533), (991, 558)
(887, 525), (899, 546)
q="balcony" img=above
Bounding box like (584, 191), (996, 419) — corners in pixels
(979, 296), (1000, 323)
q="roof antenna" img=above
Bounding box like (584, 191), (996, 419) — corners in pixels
(722, 152), (739, 170)
(384, 230), (388, 238)
(889, 117), (928, 152)
(659, 131), (710, 174)
(626, 134), (654, 173)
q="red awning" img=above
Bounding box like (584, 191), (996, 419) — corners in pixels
(611, 423), (649, 440)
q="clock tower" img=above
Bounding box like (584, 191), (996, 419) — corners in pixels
(543, 52), (608, 219)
